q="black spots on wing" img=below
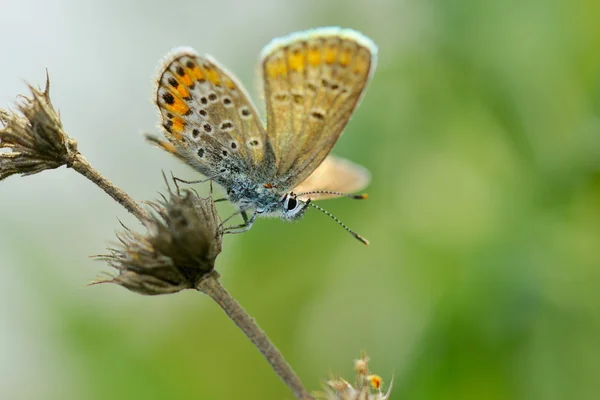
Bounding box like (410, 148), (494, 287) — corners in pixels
(310, 109), (325, 120)
(247, 138), (261, 148)
(230, 141), (238, 150)
(239, 107), (252, 118)
(203, 123), (212, 133)
(197, 148), (204, 158)
(305, 78), (341, 93)
(192, 129), (200, 138)
(162, 92), (175, 105)
(176, 66), (185, 76)
(199, 109), (208, 117)
(222, 96), (233, 107)
(208, 93), (218, 102)
(220, 121), (234, 132)
(186, 60), (195, 69)
(200, 97), (208, 105)
(168, 77), (179, 88)
(273, 92), (288, 102)
(222, 150), (228, 157)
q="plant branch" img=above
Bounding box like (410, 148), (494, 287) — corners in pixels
(69, 153), (150, 221)
(196, 271), (314, 400)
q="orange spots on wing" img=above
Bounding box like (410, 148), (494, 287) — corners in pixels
(266, 58), (287, 78)
(288, 50), (305, 72)
(266, 62), (277, 78)
(339, 49), (352, 66)
(179, 72), (193, 86)
(224, 78), (236, 89)
(171, 117), (185, 134)
(191, 66), (205, 81)
(324, 47), (337, 64)
(165, 95), (190, 115)
(205, 68), (221, 86)
(353, 58), (369, 75)
(175, 84), (190, 98)
(353, 48), (371, 75)
(307, 48), (321, 65)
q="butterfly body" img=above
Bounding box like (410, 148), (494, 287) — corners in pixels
(225, 176), (280, 213)
(148, 27), (377, 238)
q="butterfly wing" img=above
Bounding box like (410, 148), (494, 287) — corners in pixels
(293, 155), (371, 201)
(148, 47), (268, 180)
(260, 27), (377, 190)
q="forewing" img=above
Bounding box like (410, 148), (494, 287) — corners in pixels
(260, 28), (377, 189)
(293, 155), (371, 201)
(149, 48), (267, 178)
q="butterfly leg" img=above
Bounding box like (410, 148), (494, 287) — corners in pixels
(219, 206), (248, 227)
(222, 211), (257, 234)
(241, 210), (249, 224)
(173, 175), (221, 185)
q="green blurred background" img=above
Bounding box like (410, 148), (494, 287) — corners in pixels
(2, 0), (600, 399)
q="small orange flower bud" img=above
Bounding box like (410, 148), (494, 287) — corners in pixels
(367, 375), (382, 390)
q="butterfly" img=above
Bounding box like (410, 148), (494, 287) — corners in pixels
(146, 27), (377, 244)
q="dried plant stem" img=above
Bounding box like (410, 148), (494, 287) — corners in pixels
(69, 153), (150, 221)
(197, 271), (314, 400)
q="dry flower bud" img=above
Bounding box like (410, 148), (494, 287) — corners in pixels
(0, 75), (76, 180)
(326, 379), (353, 393)
(94, 181), (223, 295)
(354, 358), (369, 376)
(318, 354), (392, 400)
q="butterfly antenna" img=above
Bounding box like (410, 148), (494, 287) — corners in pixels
(296, 190), (368, 200)
(308, 202), (369, 245)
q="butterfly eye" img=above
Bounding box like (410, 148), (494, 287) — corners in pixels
(285, 196), (298, 211)
(280, 195), (310, 222)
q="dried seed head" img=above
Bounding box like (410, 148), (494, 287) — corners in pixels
(94, 180), (223, 295)
(0, 74), (76, 180)
(318, 354), (392, 400)
(354, 357), (369, 376)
